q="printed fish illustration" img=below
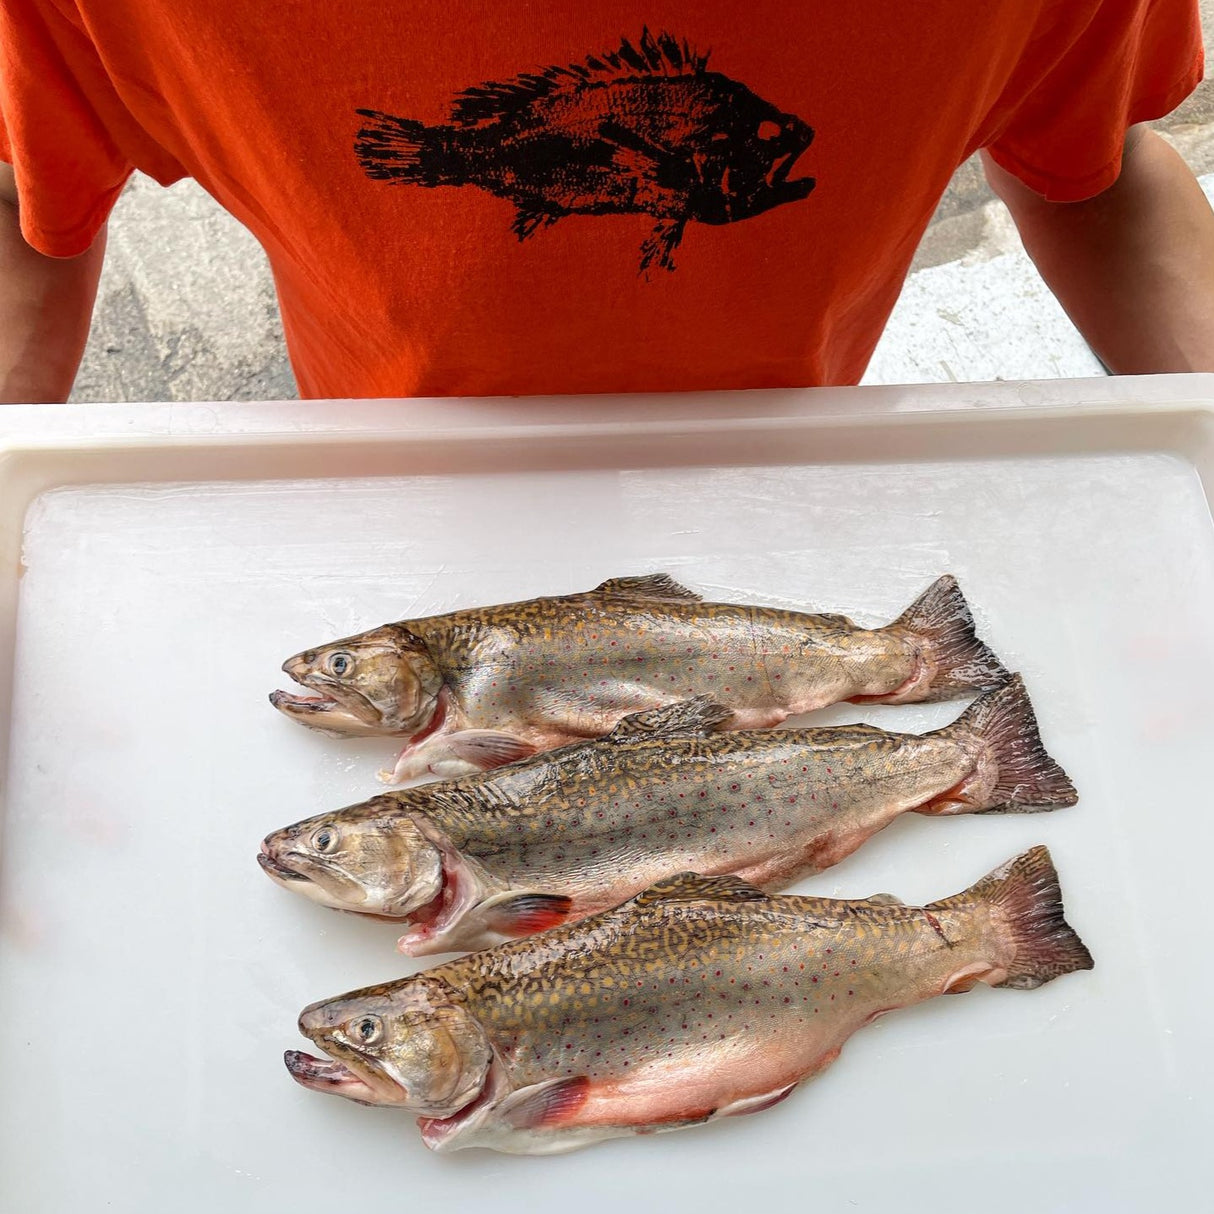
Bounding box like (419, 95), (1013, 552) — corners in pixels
(354, 29), (815, 272)
(285, 846), (1093, 1154)
(270, 573), (1011, 784)
(260, 678), (1076, 955)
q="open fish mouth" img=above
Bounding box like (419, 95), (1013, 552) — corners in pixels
(269, 665), (380, 731)
(285, 1047), (410, 1107)
(257, 847), (309, 883)
(284, 1050), (389, 1105)
(766, 149), (810, 188)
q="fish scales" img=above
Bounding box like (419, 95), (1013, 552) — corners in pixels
(260, 680), (1076, 954)
(271, 573), (1011, 784)
(288, 851), (1094, 1154)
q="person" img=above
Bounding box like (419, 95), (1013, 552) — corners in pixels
(1, 1), (1212, 405)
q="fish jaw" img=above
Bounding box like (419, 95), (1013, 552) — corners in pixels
(270, 657), (392, 736)
(294, 977), (495, 1119)
(271, 626), (446, 738)
(283, 1050), (391, 1105)
(257, 808), (445, 918)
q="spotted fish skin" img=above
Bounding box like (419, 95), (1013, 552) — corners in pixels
(290, 848), (1093, 1154)
(260, 678), (1076, 954)
(272, 573), (1010, 784)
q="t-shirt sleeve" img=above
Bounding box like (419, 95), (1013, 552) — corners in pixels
(985, 0), (1204, 202)
(0, 1), (180, 256)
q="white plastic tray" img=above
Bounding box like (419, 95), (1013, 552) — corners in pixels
(1, 377), (1212, 1213)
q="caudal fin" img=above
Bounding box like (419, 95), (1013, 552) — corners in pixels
(892, 575), (1010, 701)
(928, 675), (1078, 813)
(931, 846), (1093, 989)
(354, 109), (448, 186)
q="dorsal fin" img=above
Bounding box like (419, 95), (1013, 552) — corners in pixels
(450, 30), (708, 126)
(592, 573), (701, 602)
(631, 871), (769, 908)
(606, 697), (732, 742)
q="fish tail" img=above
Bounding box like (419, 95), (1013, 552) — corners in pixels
(890, 574), (1011, 701)
(930, 846), (1093, 989)
(924, 674), (1077, 814)
(354, 109), (449, 186)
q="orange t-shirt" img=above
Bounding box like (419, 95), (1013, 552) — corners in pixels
(0, 1), (1203, 397)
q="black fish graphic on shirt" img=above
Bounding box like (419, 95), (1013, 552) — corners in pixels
(354, 29), (815, 272)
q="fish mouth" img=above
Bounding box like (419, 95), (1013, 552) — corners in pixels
(766, 149), (811, 189)
(270, 662), (382, 733)
(284, 1050), (394, 1105)
(257, 845), (309, 883)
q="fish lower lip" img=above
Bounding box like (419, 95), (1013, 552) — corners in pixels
(258, 851), (308, 881)
(767, 152), (798, 187)
(284, 1050), (355, 1086)
(270, 689), (339, 712)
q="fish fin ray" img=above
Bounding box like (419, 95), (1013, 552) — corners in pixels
(890, 574), (1011, 699)
(500, 1076), (593, 1129)
(639, 219), (685, 274)
(592, 573), (702, 601)
(631, 870), (769, 908)
(605, 696), (733, 742)
(482, 892), (575, 937)
(511, 207), (559, 241)
(941, 675), (1078, 812)
(444, 730), (539, 771)
(929, 846), (1093, 989)
(449, 29), (707, 125)
(718, 1081), (799, 1117)
(353, 110), (446, 185)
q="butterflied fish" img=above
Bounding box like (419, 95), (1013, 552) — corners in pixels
(260, 677), (1076, 955)
(354, 29), (814, 272)
(285, 846), (1093, 1154)
(270, 572), (1011, 784)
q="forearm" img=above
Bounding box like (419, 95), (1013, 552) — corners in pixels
(0, 176), (105, 403)
(982, 128), (1214, 374)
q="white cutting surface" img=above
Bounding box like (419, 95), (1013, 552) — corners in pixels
(2, 453), (1211, 1212)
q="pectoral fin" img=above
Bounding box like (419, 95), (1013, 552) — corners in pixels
(482, 892), (575, 937)
(501, 1076), (592, 1129)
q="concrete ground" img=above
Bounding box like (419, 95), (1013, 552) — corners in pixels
(70, 15), (1213, 402)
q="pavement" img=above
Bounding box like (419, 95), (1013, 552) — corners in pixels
(69, 13), (1214, 402)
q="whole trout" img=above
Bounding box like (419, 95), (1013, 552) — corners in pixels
(260, 678), (1075, 954)
(270, 573), (1009, 783)
(286, 846), (1093, 1154)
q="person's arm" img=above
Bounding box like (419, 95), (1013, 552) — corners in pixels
(982, 126), (1214, 374)
(0, 161), (106, 403)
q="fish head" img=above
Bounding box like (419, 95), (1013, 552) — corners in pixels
(289, 977), (492, 1116)
(258, 798), (443, 917)
(270, 625), (445, 737)
(688, 76), (815, 224)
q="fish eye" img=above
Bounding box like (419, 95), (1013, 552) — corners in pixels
(327, 651), (354, 677)
(757, 120), (782, 141)
(311, 827), (340, 854)
(350, 1015), (384, 1046)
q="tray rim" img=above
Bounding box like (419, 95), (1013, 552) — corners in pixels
(2, 373), (1212, 839)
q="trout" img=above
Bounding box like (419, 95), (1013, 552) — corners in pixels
(260, 677), (1076, 954)
(285, 846), (1093, 1154)
(270, 572), (1009, 783)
